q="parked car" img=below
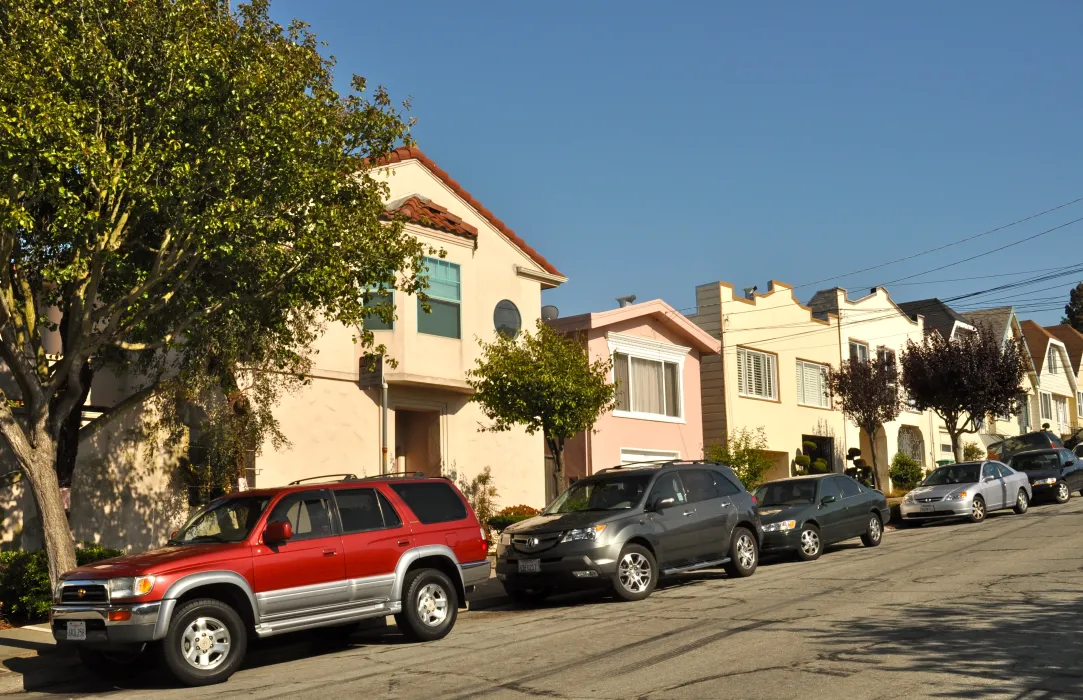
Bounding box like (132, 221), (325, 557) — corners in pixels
(900, 461), (1031, 524)
(1064, 427), (1083, 451)
(51, 473), (490, 687)
(993, 431), (1065, 462)
(1007, 448), (1083, 503)
(495, 461), (761, 603)
(752, 475), (889, 561)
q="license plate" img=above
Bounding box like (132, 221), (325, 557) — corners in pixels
(66, 621), (87, 641)
(920, 505), (934, 513)
(518, 559), (540, 574)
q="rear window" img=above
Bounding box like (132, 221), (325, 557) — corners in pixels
(390, 482), (468, 524)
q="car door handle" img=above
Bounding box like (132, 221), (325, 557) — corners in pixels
(397, 540), (411, 547)
(682, 509), (696, 517)
(322, 549), (337, 557)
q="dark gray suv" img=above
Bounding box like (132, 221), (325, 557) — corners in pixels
(494, 461), (762, 602)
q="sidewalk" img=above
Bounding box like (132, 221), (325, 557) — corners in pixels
(0, 625), (82, 695)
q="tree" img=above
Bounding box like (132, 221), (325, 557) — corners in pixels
(1064, 282), (1083, 333)
(829, 355), (900, 491)
(0, 0), (427, 587)
(900, 327), (1028, 464)
(467, 321), (615, 499)
(704, 427), (772, 489)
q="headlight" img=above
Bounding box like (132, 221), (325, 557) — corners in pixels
(943, 491), (969, 501)
(559, 525), (606, 543)
(108, 576), (156, 599)
(762, 520), (797, 532)
(1033, 478), (1057, 486)
(500, 533), (511, 546)
(903, 493), (915, 504)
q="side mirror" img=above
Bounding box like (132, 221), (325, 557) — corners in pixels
(651, 497), (676, 512)
(263, 520), (293, 544)
(983, 476), (996, 483)
(820, 495), (837, 505)
(1066, 461), (1076, 467)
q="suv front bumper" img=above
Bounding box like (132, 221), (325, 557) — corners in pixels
(495, 542), (623, 590)
(51, 601), (173, 646)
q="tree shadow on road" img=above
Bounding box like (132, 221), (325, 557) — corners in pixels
(812, 593), (1083, 699)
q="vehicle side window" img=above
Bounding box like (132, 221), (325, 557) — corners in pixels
(335, 488), (387, 534)
(835, 476), (861, 499)
(711, 470), (742, 496)
(996, 464), (1013, 478)
(680, 469), (720, 503)
(982, 464), (998, 480)
(268, 491), (335, 541)
(648, 473), (687, 506)
(389, 482), (467, 525)
(1060, 449), (1076, 464)
(818, 478), (840, 501)
(378, 491), (403, 528)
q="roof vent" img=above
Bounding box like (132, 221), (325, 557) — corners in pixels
(743, 286), (758, 300)
(541, 305), (559, 321)
(616, 295), (637, 308)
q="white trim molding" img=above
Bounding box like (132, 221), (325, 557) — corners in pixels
(620, 447), (681, 466)
(514, 265), (567, 289)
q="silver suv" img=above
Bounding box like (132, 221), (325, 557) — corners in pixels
(495, 461), (762, 602)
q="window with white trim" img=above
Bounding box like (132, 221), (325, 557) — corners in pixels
(620, 448), (679, 466)
(1078, 392), (1083, 419)
(1047, 350), (1060, 374)
(1055, 396), (1068, 426)
(795, 360), (830, 408)
(849, 341), (869, 365)
(417, 257), (461, 339)
(608, 332), (688, 421)
(1040, 391), (1053, 421)
(737, 348), (777, 401)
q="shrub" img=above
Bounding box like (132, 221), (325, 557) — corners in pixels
(963, 442), (985, 461)
(810, 458), (829, 474)
(705, 427), (773, 489)
(497, 504), (539, 518)
(889, 452), (923, 490)
(487, 504), (540, 533)
(451, 466), (499, 530)
(0, 543), (122, 622)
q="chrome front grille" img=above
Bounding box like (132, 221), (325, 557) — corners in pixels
(511, 533), (561, 554)
(60, 583), (108, 604)
(917, 497), (943, 503)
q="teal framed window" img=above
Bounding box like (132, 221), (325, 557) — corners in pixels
(362, 290), (394, 331)
(417, 258), (461, 339)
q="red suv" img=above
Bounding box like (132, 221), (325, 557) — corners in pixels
(50, 473), (489, 686)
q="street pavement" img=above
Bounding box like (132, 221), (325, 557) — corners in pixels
(6, 496), (1083, 699)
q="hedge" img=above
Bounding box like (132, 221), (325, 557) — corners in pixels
(487, 513), (538, 532)
(0, 543), (123, 622)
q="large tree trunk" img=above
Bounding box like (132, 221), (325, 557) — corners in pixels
(20, 437), (78, 588)
(949, 430), (964, 464)
(546, 436), (564, 503)
(865, 427), (884, 492)
(52, 360), (94, 487)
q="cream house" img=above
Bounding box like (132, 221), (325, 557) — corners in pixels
(1044, 324), (1083, 433)
(1022, 320), (1078, 438)
(962, 307), (1041, 443)
(690, 280), (847, 482)
(807, 286), (937, 479)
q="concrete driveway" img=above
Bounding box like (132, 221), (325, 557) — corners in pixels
(6, 497), (1083, 699)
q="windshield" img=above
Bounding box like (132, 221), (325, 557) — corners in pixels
(543, 474), (652, 514)
(754, 481), (818, 507)
(170, 496), (271, 544)
(922, 464), (981, 486)
(1010, 453), (1059, 472)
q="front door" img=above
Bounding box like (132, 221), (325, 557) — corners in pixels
(644, 472), (695, 567)
(980, 463), (1003, 510)
(832, 476), (866, 535)
(331, 487), (412, 605)
(252, 489), (347, 620)
(678, 468), (734, 561)
(816, 478), (848, 542)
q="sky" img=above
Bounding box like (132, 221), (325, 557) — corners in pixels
(270, 0), (1083, 326)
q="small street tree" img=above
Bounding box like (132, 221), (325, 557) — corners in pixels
(467, 320), (615, 499)
(1064, 282), (1083, 333)
(900, 326), (1029, 463)
(0, 0), (427, 587)
(829, 356), (900, 491)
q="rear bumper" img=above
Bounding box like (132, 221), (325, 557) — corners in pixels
(50, 600), (173, 647)
(460, 560), (492, 589)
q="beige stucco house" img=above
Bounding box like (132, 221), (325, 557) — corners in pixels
(690, 280), (847, 482)
(547, 299), (720, 493)
(1022, 320), (1078, 439)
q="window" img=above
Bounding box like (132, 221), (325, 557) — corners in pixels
(876, 346), (897, 368)
(796, 360), (830, 408)
(334, 488), (402, 534)
(1040, 392), (1053, 421)
(1060, 449), (1076, 465)
(417, 257), (461, 339)
(1048, 351), (1060, 374)
(389, 482), (467, 524)
(1055, 396), (1068, 425)
(737, 347), (777, 400)
(835, 476), (862, 498)
(1078, 392), (1083, 419)
(679, 469), (720, 503)
(173, 496), (270, 544)
(620, 448), (679, 466)
(996, 464), (1014, 478)
(849, 341), (869, 365)
(819, 478), (840, 501)
(613, 353), (682, 418)
(493, 300), (521, 338)
(711, 470), (742, 496)
(940, 435), (953, 454)
(267, 491), (335, 541)
(362, 289), (394, 331)
(981, 464), (998, 480)
(647, 473), (687, 506)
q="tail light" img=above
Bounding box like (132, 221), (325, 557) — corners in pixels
(751, 494), (758, 506)
(480, 527), (489, 554)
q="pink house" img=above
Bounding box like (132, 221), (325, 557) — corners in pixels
(547, 299), (721, 487)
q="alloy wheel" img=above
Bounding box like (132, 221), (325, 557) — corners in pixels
(800, 528), (820, 556)
(181, 616), (231, 671)
(1017, 492), (1028, 512)
(416, 582), (449, 627)
(618, 552), (652, 593)
(736, 533), (756, 569)
(972, 499), (985, 521)
(1058, 483), (1070, 502)
(868, 517), (882, 543)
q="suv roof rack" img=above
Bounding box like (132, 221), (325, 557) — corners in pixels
(599, 459), (725, 472)
(355, 471), (453, 481)
(288, 474), (358, 485)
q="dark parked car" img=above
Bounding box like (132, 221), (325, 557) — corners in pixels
(753, 475), (889, 561)
(495, 461), (761, 602)
(1007, 448), (1083, 503)
(1064, 427), (1083, 451)
(993, 431), (1065, 461)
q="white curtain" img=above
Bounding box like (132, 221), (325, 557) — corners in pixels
(631, 357), (664, 414)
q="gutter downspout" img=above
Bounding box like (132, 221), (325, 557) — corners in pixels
(381, 381), (389, 475)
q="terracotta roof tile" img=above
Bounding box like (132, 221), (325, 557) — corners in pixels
(370, 147), (563, 278)
(1046, 324), (1083, 375)
(382, 196), (478, 239)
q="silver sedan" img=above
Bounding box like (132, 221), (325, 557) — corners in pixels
(900, 460), (1032, 524)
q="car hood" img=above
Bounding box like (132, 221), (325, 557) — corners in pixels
(62, 543), (249, 580)
(757, 504), (814, 523)
(907, 483), (977, 499)
(505, 510), (623, 535)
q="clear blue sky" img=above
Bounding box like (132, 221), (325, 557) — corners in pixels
(270, 0), (1082, 325)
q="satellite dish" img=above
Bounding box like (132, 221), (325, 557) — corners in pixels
(541, 305), (559, 321)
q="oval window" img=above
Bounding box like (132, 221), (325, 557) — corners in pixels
(494, 300), (521, 338)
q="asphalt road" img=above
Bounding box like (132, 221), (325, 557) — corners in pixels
(13, 496), (1083, 699)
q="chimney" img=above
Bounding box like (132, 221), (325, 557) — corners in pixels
(616, 295), (637, 308)
(743, 286), (758, 300)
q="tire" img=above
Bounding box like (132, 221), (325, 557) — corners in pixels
(723, 527), (759, 578)
(1013, 489), (1029, 515)
(968, 496), (986, 523)
(394, 568), (458, 642)
(611, 544), (657, 602)
(160, 598), (247, 687)
(78, 646), (151, 681)
(1055, 481), (1071, 504)
(860, 514), (883, 547)
(502, 584), (552, 605)
(794, 524), (822, 561)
